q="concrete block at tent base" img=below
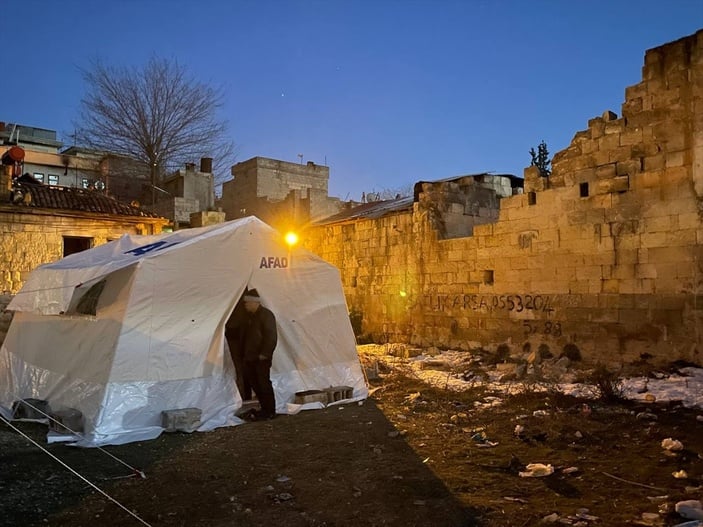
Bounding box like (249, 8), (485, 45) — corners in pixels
(49, 408), (84, 434)
(12, 398), (51, 420)
(365, 360), (380, 381)
(162, 408), (201, 433)
(322, 386), (354, 404)
(293, 390), (328, 405)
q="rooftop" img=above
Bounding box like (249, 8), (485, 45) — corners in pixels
(314, 172), (521, 226)
(9, 182), (162, 218)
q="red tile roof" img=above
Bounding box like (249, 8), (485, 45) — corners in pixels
(11, 183), (161, 218)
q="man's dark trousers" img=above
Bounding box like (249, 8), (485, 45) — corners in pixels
(244, 358), (275, 417)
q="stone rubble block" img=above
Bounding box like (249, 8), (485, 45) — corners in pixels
(162, 407), (202, 433)
(322, 386), (354, 404)
(12, 398), (51, 420)
(49, 408), (84, 434)
(293, 390), (328, 405)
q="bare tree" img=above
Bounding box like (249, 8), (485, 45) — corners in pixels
(76, 57), (235, 204)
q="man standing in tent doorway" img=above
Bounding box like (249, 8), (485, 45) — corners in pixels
(225, 296), (250, 401)
(242, 289), (278, 420)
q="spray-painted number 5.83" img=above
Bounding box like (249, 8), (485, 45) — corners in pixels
(523, 321), (562, 337)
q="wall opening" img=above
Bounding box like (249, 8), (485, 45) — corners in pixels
(527, 192), (537, 206)
(482, 270), (494, 285)
(579, 182), (589, 198)
(63, 236), (93, 257)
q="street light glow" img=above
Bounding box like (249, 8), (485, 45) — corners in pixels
(285, 231), (299, 246)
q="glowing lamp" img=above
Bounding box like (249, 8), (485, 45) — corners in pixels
(399, 290), (407, 297)
(284, 231), (299, 246)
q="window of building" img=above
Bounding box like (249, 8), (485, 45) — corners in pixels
(48, 174), (59, 186)
(81, 178), (90, 189)
(33, 173), (44, 183)
(63, 236), (92, 257)
(579, 182), (589, 198)
(527, 192), (537, 205)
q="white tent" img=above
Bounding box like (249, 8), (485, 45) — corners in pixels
(0, 217), (367, 446)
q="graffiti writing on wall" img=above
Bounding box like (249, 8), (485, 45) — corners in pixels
(523, 320), (562, 337)
(424, 294), (556, 313)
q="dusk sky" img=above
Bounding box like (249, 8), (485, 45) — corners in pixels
(3, 1), (701, 200)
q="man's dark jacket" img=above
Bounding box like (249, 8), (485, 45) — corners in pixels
(242, 306), (277, 362)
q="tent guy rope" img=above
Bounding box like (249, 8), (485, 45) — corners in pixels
(0, 415), (153, 527)
(10, 396), (146, 479)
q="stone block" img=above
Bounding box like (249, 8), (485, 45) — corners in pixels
(596, 176), (630, 194)
(567, 280), (589, 294)
(631, 169), (662, 188)
(322, 386), (354, 403)
(162, 408), (201, 433)
(616, 159), (640, 176)
(618, 280), (641, 294)
(293, 390), (328, 405)
(608, 146), (634, 163)
(598, 134), (620, 152)
(661, 196), (697, 215)
(636, 263), (658, 279)
(666, 151), (685, 168)
(622, 97), (643, 118)
(665, 228), (696, 247)
(49, 408), (84, 434)
(664, 133), (686, 152)
(524, 166), (547, 193)
(589, 307), (620, 323)
(640, 231), (668, 248)
(601, 279), (619, 294)
(604, 119), (626, 135)
(651, 309), (683, 326)
(586, 208), (606, 224)
(644, 154), (666, 172)
(677, 213), (699, 230)
(625, 82), (648, 101)
(595, 163), (617, 180)
(12, 398), (51, 420)
(652, 119), (682, 142)
(592, 149), (611, 166)
(631, 142), (661, 158)
(579, 265), (604, 281)
(584, 251), (614, 266)
(643, 215), (672, 233)
(612, 264), (636, 280)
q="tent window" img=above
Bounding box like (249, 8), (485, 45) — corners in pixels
(75, 280), (106, 316)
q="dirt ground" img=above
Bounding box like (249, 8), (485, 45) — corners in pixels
(1, 350), (703, 527)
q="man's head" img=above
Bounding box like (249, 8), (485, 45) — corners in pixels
(243, 289), (261, 313)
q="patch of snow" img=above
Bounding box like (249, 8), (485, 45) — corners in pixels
(359, 344), (703, 410)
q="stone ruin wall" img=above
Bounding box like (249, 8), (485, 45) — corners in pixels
(305, 29), (703, 367)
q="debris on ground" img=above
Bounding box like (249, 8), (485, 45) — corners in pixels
(1, 343), (702, 527)
(518, 463), (554, 478)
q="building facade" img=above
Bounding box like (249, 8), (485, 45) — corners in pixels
(219, 156), (353, 230)
(0, 171), (167, 295)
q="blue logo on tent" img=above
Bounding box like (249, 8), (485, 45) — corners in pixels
(124, 241), (181, 257)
